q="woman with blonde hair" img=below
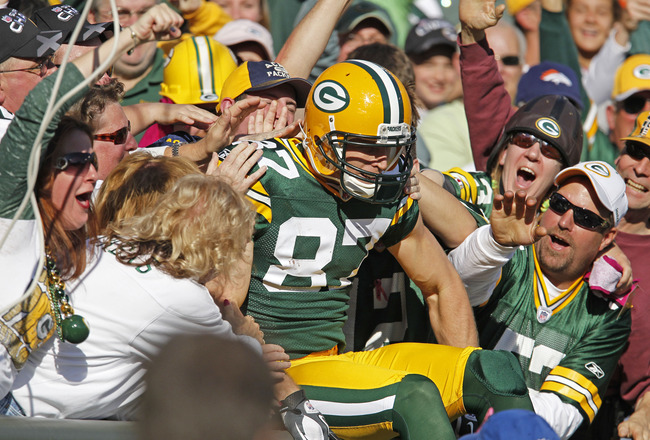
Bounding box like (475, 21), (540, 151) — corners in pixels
(10, 153), (286, 419)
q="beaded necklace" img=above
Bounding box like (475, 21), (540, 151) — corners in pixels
(45, 249), (89, 344)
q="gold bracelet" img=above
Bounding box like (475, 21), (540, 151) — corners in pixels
(127, 26), (139, 54)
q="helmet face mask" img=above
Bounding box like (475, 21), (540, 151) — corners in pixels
(315, 127), (415, 203)
(303, 60), (415, 204)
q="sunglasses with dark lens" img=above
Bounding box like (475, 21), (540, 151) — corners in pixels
(624, 141), (650, 161)
(495, 55), (520, 66)
(509, 132), (564, 163)
(93, 121), (131, 145)
(54, 152), (98, 171)
(548, 192), (610, 230)
(620, 96), (650, 115)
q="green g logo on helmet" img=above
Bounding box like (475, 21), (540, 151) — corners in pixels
(536, 118), (561, 138)
(312, 80), (350, 113)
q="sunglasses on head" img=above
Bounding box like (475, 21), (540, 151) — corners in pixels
(94, 121), (131, 145)
(509, 132), (564, 163)
(624, 141), (650, 161)
(620, 96), (650, 115)
(495, 54), (520, 66)
(54, 152), (98, 171)
(548, 192), (610, 230)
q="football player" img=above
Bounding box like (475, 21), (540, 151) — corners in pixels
(220, 60), (537, 439)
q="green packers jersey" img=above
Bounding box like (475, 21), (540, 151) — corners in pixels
(237, 138), (420, 359)
(442, 168), (495, 218)
(343, 249), (431, 352)
(476, 245), (631, 424)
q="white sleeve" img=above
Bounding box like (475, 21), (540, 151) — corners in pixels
(447, 224), (518, 306)
(583, 30), (628, 105)
(132, 147), (164, 157)
(0, 347), (16, 398)
(529, 389), (584, 439)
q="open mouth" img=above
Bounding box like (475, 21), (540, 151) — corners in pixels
(626, 178), (648, 193)
(549, 234), (570, 251)
(516, 167), (536, 187)
(76, 191), (92, 210)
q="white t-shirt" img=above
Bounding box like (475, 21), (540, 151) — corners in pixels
(11, 243), (258, 419)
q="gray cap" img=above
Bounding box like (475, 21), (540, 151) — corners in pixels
(405, 18), (456, 57)
(336, 2), (394, 38)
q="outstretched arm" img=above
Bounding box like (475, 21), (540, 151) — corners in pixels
(275, 0), (351, 79)
(417, 170), (479, 248)
(448, 190), (546, 305)
(389, 215), (479, 347)
(124, 103), (218, 136)
(458, 0), (514, 170)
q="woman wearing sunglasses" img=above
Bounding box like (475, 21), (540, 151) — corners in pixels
(0, 3), (182, 413)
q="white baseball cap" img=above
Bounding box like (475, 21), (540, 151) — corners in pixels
(554, 161), (628, 226)
(214, 19), (275, 61)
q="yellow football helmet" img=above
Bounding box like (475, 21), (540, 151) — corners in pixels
(303, 60), (415, 203)
(160, 36), (237, 105)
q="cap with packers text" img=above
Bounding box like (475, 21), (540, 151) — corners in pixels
(405, 18), (456, 57)
(554, 161), (628, 226)
(612, 54), (650, 102)
(32, 5), (113, 44)
(218, 61), (312, 111)
(0, 9), (61, 64)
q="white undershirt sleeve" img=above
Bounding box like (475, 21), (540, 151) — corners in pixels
(447, 224), (518, 306)
(529, 389), (584, 439)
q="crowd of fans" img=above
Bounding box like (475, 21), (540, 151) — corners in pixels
(1, 0), (650, 439)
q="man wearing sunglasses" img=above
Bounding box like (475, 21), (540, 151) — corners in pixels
(0, 9), (61, 139)
(448, 160), (630, 439)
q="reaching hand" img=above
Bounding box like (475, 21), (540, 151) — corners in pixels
(624, 0), (650, 31)
(599, 242), (634, 295)
(206, 142), (267, 194)
(248, 100), (290, 135)
(240, 120), (302, 142)
(262, 344), (291, 381)
(490, 190), (546, 246)
(459, 0), (505, 33)
(157, 103), (218, 129)
(130, 3), (183, 43)
(200, 96), (265, 154)
(404, 169), (421, 200)
(618, 397), (650, 440)
(219, 299), (265, 345)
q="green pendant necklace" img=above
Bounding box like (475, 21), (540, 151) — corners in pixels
(45, 249), (90, 344)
